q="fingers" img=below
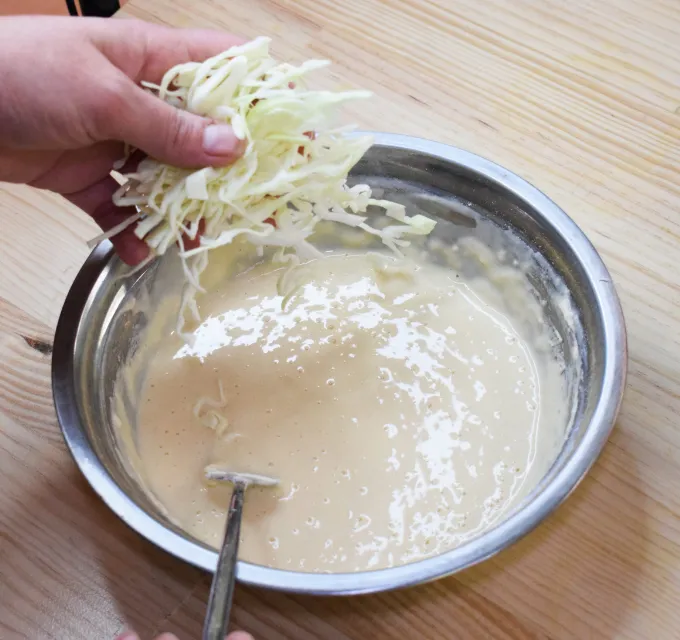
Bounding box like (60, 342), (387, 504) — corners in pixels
(133, 24), (247, 85)
(0, 141), (148, 265)
(88, 18), (247, 168)
(92, 19), (245, 84)
(103, 79), (244, 169)
(66, 172), (150, 266)
(27, 142), (125, 194)
(64, 147), (201, 263)
(227, 632), (255, 640)
(0, 148), (61, 185)
(88, 197), (150, 266)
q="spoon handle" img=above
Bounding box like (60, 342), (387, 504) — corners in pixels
(203, 481), (246, 640)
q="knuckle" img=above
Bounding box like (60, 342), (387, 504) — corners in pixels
(88, 75), (132, 139)
(166, 111), (195, 152)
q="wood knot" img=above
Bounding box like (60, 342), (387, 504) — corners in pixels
(21, 335), (53, 356)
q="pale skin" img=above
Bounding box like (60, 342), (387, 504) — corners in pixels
(0, 14), (251, 640)
(0, 15), (245, 265)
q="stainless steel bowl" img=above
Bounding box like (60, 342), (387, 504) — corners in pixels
(52, 133), (627, 595)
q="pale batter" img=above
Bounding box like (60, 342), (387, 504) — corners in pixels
(125, 251), (567, 572)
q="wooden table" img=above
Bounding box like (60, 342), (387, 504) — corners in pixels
(1, 1), (679, 638)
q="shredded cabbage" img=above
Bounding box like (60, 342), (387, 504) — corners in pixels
(193, 379), (228, 436)
(108, 37), (436, 339)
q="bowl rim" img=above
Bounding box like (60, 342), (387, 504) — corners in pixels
(52, 132), (627, 595)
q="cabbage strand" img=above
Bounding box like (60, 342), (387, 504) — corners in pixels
(107, 37), (436, 340)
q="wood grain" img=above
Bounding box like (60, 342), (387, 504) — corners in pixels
(0, 0), (679, 638)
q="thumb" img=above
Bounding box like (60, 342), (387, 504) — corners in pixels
(108, 82), (243, 168)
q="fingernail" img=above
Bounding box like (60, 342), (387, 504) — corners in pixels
(115, 632), (139, 640)
(203, 124), (240, 156)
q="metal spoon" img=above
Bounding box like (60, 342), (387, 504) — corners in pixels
(202, 465), (279, 640)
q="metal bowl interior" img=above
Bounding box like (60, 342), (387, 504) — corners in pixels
(52, 133), (627, 595)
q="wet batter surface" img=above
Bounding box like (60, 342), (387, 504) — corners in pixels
(129, 252), (566, 572)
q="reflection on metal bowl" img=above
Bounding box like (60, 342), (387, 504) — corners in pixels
(52, 133), (627, 595)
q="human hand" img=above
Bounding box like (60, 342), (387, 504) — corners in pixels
(0, 16), (245, 264)
(116, 631), (254, 640)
